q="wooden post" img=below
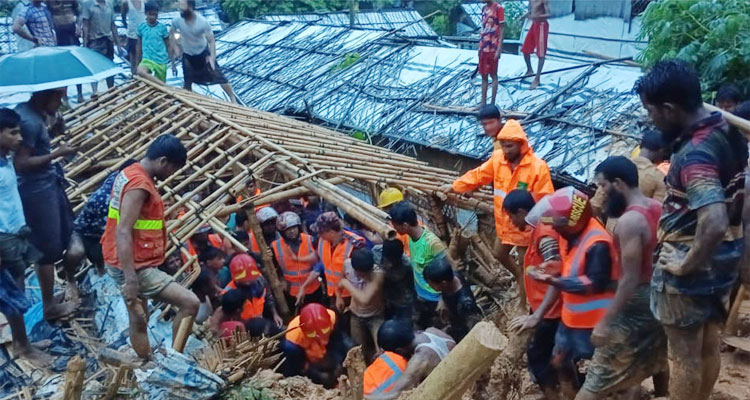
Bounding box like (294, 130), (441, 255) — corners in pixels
(243, 202), (291, 317)
(62, 356), (85, 400)
(404, 322), (507, 400)
(428, 195), (450, 242)
(173, 315), (195, 353)
(343, 346), (365, 400)
(103, 367), (129, 400)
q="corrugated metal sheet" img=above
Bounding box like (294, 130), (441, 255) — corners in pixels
(261, 9), (437, 38)
(210, 19), (644, 182)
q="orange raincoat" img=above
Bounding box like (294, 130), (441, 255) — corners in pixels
(452, 120), (554, 246)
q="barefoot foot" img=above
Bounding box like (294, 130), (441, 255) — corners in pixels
(530, 78), (540, 90)
(43, 299), (82, 321)
(14, 344), (54, 369)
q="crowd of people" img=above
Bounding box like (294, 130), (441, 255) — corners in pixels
(2, 4), (750, 397)
(10, 0), (237, 101)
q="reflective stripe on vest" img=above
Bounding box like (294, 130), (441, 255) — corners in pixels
(493, 188), (507, 198)
(363, 351), (408, 396)
(560, 219), (617, 329)
(107, 207), (163, 230)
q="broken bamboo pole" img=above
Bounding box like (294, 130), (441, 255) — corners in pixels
(103, 367), (130, 400)
(243, 202), (291, 317)
(173, 315), (195, 353)
(404, 321), (507, 400)
(62, 356), (85, 400)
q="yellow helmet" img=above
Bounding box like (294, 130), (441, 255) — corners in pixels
(377, 187), (404, 209)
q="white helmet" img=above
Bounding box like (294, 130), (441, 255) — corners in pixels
(256, 207), (279, 224)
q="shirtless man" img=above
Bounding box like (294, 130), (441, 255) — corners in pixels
(364, 319), (456, 400)
(520, 0), (550, 89)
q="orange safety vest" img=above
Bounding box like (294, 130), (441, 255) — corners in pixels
(272, 233), (320, 296)
(187, 233), (223, 256)
(559, 218), (619, 329)
(317, 231), (364, 297)
(452, 120), (554, 246)
(237, 188), (268, 211)
(224, 281), (266, 320)
(248, 231), (261, 253)
(524, 224), (562, 319)
(363, 351), (408, 396)
(102, 164), (166, 269)
(285, 309), (337, 363)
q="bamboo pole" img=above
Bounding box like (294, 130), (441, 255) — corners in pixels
(243, 202), (291, 317)
(404, 322), (507, 400)
(62, 356), (85, 400)
(103, 367), (130, 400)
(173, 315), (195, 353)
(705, 102), (750, 136)
(219, 177), (348, 216)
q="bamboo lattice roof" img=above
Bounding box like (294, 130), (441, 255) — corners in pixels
(59, 79), (494, 271)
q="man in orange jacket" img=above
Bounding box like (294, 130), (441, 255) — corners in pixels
(441, 105), (554, 303)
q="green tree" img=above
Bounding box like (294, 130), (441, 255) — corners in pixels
(220, 0), (349, 22)
(0, 0), (19, 17)
(638, 0), (750, 95)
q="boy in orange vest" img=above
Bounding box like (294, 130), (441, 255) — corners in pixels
(528, 187), (619, 398)
(101, 134), (200, 360)
(504, 189), (562, 398)
(441, 105), (554, 306)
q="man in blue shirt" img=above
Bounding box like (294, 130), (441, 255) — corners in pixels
(0, 108), (52, 368)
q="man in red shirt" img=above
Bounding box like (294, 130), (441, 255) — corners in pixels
(520, 0), (550, 89)
(478, 0), (505, 106)
(101, 134), (199, 360)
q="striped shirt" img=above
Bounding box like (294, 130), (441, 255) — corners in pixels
(21, 3), (56, 46)
(653, 112), (746, 295)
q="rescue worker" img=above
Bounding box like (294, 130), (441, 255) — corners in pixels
(219, 253), (283, 329)
(186, 225), (222, 257)
(575, 156), (668, 400)
(377, 187), (412, 256)
(505, 189), (562, 399)
(363, 346), (408, 397)
(528, 187), (619, 398)
(313, 212), (365, 302)
(101, 134), (200, 360)
(281, 303), (355, 388)
(272, 211), (323, 307)
(248, 207), (280, 254)
(441, 105), (554, 305)
(364, 318), (456, 400)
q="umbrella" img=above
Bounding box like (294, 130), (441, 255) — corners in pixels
(0, 46), (123, 95)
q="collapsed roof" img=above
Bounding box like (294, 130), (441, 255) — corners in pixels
(208, 18), (645, 182)
(261, 8), (438, 38)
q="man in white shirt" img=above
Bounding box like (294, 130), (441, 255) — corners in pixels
(170, 0), (236, 103)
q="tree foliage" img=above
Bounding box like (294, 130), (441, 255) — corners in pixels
(220, 0), (350, 22)
(638, 0), (750, 95)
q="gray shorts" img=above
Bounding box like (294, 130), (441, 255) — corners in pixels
(106, 264), (173, 299)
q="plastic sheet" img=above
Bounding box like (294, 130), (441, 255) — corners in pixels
(134, 346), (223, 400)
